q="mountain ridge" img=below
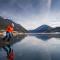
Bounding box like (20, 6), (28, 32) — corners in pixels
(28, 25), (60, 33)
(0, 16), (27, 33)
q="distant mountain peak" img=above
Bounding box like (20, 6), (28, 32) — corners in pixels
(29, 24), (52, 33)
(37, 24), (50, 29)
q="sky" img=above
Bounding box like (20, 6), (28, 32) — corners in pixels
(0, 0), (60, 30)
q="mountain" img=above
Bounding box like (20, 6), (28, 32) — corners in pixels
(0, 16), (27, 33)
(51, 27), (60, 32)
(29, 25), (52, 33)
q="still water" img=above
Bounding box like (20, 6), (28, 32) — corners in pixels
(0, 34), (60, 60)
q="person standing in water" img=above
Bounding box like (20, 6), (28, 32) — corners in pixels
(2, 23), (14, 60)
(3, 23), (14, 41)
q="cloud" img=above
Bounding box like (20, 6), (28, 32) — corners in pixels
(51, 0), (60, 11)
(48, 0), (52, 9)
(0, 0), (60, 30)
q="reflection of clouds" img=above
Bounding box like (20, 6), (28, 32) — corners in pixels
(19, 36), (60, 51)
(13, 36), (51, 60)
(19, 36), (47, 47)
(46, 38), (60, 46)
(12, 35), (60, 60)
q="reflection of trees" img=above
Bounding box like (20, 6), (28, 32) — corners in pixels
(0, 35), (26, 47)
(35, 34), (60, 40)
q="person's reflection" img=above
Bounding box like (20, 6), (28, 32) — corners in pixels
(2, 44), (14, 60)
(3, 44), (11, 57)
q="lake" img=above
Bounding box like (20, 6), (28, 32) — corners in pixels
(0, 34), (60, 60)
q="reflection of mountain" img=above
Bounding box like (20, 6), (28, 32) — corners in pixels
(29, 25), (52, 33)
(35, 34), (51, 40)
(0, 16), (27, 33)
(34, 34), (60, 40)
(51, 27), (60, 32)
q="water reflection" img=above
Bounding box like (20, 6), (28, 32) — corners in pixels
(13, 36), (51, 60)
(35, 34), (51, 40)
(12, 34), (60, 60)
(0, 35), (26, 60)
(10, 35), (26, 45)
(1, 34), (60, 60)
(34, 34), (60, 40)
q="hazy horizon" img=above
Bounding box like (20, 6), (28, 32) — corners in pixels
(0, 0), (60, 30)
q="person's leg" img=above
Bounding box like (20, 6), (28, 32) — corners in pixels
(3, 45), (12, 58)
(7, 45), (11, 54)
(3, 46), (9, 55)
(3, 35), (7, 41)
(7, 33), (11, 41)
(7, 33), (13, 43)
(6, 32), (10, 41)
(3, 32), (9, 41)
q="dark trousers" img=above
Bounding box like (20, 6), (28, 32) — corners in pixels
(3, 32), (13, 41)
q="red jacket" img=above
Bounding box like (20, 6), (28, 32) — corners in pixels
(6, 25), (14, 32)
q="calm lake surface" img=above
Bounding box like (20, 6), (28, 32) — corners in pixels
(0, 34), (60, 60)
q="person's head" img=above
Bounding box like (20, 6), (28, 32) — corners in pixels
(11, 23), (14, 27)
(9, 23), (14, 27)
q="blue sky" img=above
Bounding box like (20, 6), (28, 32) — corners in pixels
(0, 0), (60, 30)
